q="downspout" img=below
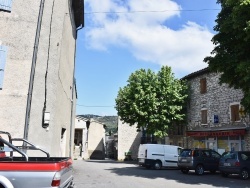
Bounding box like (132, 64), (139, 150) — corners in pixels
(69, 26), (83, 157)
(24, 0), (45, 140)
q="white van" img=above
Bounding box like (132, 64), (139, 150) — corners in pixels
(138, 144), (182, 169)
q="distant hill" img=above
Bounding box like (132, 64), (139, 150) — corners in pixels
(78, 114), (118, 134)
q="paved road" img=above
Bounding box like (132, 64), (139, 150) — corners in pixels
(72, 159), (250, 188)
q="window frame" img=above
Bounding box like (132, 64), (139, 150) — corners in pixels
(201, 108), (208, 125)
(200, 78), (207, 94)
(230, 103), (240, 122)
(0, 45), (7, 90)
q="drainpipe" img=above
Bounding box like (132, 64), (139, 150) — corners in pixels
(69, 25), (83, 157)
(24, 0), (45, 140)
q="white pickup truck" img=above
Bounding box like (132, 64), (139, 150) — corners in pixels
(0, 131), (74, 188)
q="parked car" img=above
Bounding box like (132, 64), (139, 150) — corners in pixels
(138, 144), (182, 169)
(219, 151), (250, 180)
(178, 148), (221, 175)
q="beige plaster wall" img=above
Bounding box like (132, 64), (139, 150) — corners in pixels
(0, 0), (77, 157)
(118, 118), (142, 160)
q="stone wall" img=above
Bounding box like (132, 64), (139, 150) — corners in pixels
(118, 118), (142, 160)
(187, 71), (245, 129)
(185, 69), (250, 151)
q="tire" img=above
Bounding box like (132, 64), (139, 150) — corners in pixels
(0, 175), (14, 188)
(181, 169), (189, 174)
(240, 169), (249, 180)
(195, 165), (204, 175)
(221, 172), (229, 177)
(154, 161), (162, 170)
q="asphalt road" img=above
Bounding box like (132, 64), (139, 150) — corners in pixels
(72, 159), (250, 188)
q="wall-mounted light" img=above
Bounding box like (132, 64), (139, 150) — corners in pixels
(42, 112), (50, 129)
(239, 106), (246, 118)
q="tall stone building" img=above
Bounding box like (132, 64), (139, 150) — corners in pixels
(0, 0), (84, 156)
(183, 68), (250, 154)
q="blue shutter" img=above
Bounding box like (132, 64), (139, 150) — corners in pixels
(0, 0), (12, 12)
(0, 45), (7, 89)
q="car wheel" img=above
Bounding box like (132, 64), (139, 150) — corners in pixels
(240, 169), (249, 180)
(181, 169), (189, 174)
(221, 172), (229, 177)
(195, 165), (204, 175)
(154, 161), (162, 170)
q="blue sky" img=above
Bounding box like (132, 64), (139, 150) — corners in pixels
(75, 0), (221, 116)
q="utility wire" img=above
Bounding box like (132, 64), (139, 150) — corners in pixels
(84, 8), (221, 14)
(77, 104), (115, 107)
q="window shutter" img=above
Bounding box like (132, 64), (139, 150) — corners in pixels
(231, 104), (240, 122)
(0, 45), (7, 89)
(0, 0), (13, 12)
(200, 78), (207, 94)
(201, 110), (207, 124)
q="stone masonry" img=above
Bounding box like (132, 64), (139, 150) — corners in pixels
(184, 68), (250, 151)
(118, 118), (142, 160)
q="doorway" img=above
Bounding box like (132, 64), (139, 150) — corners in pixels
(206, 140), (217, 151)
(229, 140), (241, 151)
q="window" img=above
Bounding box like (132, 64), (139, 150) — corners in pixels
(0, 0), (12, 12)
(200, 78), (207, 94)
(0, 45), (7, 90)
(211, 151), (221, 159)
(230, 104), (240, 122)
(201, 109), (207, 124)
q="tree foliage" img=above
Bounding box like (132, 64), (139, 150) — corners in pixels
(115, 66), (188, 138)
(204, 0), (250, 112)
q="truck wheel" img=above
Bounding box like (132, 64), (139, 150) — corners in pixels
(195, 165), (204, 175)
(0, 176), (14, 188)
(181, 169), (189, 174)
(154, 161), (162, 170)
(240, 169), (249, 180)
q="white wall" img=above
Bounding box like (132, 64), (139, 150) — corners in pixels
(118, 118), (142, 160)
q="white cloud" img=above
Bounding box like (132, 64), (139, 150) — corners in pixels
(84, 0), (214, 76)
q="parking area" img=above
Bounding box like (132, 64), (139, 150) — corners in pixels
(73, 159), (250, 188)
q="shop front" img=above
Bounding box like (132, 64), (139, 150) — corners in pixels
(186, 129), (248, 155)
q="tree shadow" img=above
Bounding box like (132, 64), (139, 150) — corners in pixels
(102, 163), (249, 188)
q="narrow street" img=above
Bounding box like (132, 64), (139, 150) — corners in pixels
(72, 159), (250, 188)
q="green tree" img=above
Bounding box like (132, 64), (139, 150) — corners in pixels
(115, 66), (188, 138)
(204, 0), (250, 112)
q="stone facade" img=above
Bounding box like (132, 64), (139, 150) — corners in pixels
(118, 118), (142, 160)
(74, 116), (106, 160)
(183, 68), (250, 153)
(0, 0), (83, 157)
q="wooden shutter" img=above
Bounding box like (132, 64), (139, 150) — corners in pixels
(231, 104), (240, 122)
(0, 0), (13, 12)
(0, 45), (7, 89)
(200, 78), (207, 94)
(201, 110), (207, 124)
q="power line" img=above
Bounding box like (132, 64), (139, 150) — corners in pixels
(84, 8), (221, 14)
(77, 104), (115, 107)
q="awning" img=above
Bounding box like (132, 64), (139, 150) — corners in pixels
(186, 129), (247, 137)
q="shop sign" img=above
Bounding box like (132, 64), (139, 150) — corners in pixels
(187, 129), (246, 137)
